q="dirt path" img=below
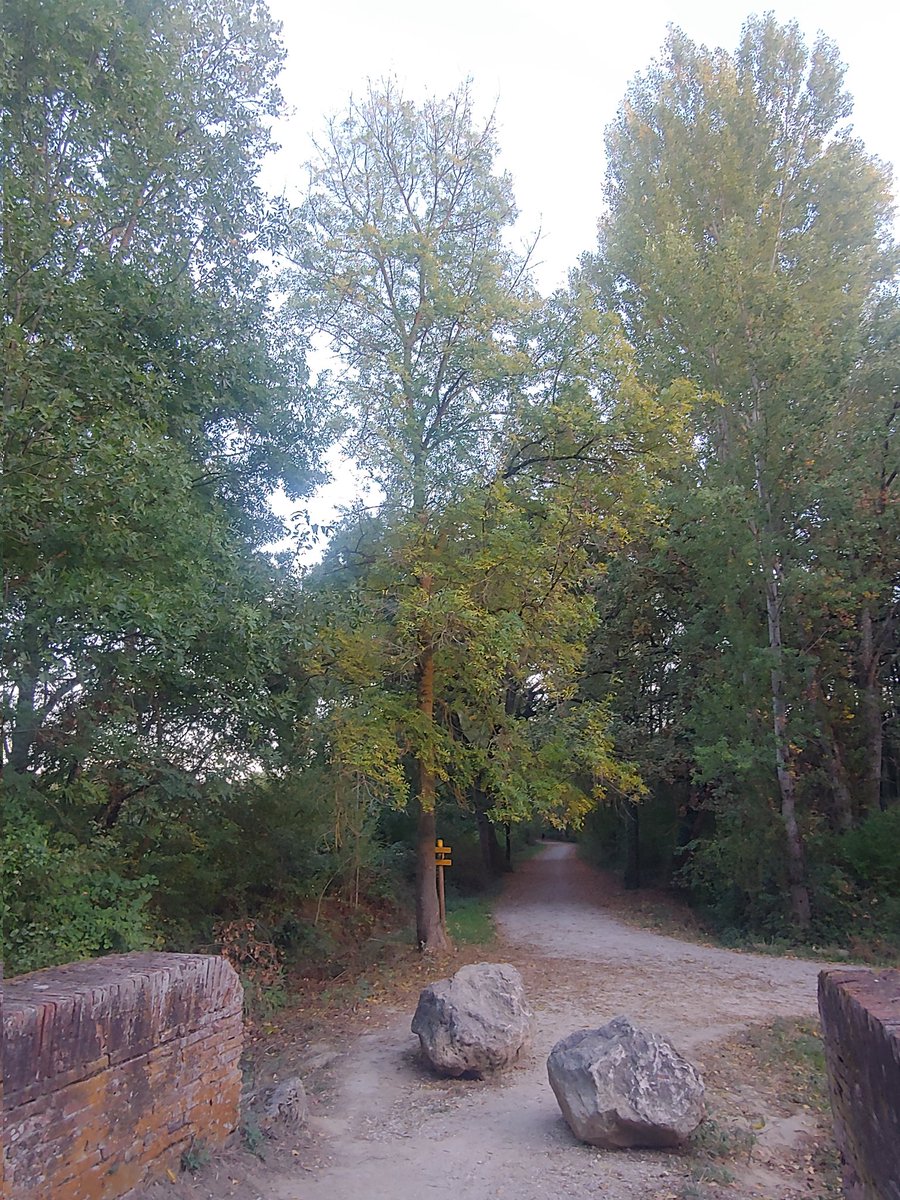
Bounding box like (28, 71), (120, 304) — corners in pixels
(262, 844), (838, 1200)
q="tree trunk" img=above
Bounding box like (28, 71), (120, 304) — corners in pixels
(8, 638), (39, 775)
(859, 606), (884, 814)
(762, 564), (811, 928)
(810, 672), (855, 832)
(750, 440), (811, 930)
(414, 643), (450, 952)
(474, 790), (504, 879)
(623, 800), (641, 889)
(822, 724), (855, 834)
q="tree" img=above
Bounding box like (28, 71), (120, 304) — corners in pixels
(289, 80), (527, 949)
(1, 0), (328, 968)
(590, 16), (897, 927)
(290, 86), (683, 947)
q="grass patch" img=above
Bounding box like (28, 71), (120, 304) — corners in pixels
(703, 1017), (842, 1198)
(687, 1160), (735, 1185)
(683, 1115), (753, 1196)
(741, 1017), (831, 1112)
(513, 838), (551, 863)
(180, 1139), (211, 1175)
(446, 894), (496, 945)
(689, 1116), (756, 1163)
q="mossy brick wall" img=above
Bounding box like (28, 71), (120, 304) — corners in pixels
(818, 968), (900, 1200)
(2, 952), (243, 1200)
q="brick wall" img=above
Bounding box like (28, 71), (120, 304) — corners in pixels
(2, 952), (243, 1200)
(1, 961), (6, 1200)
(818, 968), (900, 1200)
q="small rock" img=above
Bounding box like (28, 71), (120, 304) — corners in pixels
(261, 1076), (309, 1129)
(547, 1016), (705, 1148)
(411, 962), (532, 1078)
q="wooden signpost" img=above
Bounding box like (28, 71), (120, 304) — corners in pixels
(435, 839), (452, 929)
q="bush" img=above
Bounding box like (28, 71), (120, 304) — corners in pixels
(806, 808), (900, 954)
(580, 788), (689, 888)
(0, 793), (156, 976)
(837, 806), (900, 894)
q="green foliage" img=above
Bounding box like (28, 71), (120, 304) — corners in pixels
(290, 79), (529, 502)
(180, 1139), (211, 1176)
(0, 0), (331, 971)
(837, 807), (900, 894)
(2, 8), (895, 969)
(289, 81), (682, 947)
(580, 791), (683, 884)
(584, 14), (899, 935)
(743, 1018), (830, 1111)
(797, 809), (900, 954)
(0, 788), (156, 975)
(139, 776), (340, 943)
(689, 1118), (756, 1164)
(686, 1162), (735, 1187)
(240, 1115), (267, 1159)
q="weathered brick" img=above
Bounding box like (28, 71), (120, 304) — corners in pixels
(1, 960), (6, 1200)
(2, 953), (243, 1200)
(818, 968), (900, 1200)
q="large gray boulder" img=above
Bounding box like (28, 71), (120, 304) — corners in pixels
(411, 962), (532, 1077)
(547, 1017), (705, 1148)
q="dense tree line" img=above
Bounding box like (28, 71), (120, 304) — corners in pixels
(582, 19), (899, 941)
(1, 4), (896, 976)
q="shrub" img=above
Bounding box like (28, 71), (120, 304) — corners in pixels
(837, 806), (900, 894)
(0, 793), (156, 976)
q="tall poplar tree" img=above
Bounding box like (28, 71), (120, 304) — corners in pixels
(290, 81), (529, 949)
(591, 16), (896, 926)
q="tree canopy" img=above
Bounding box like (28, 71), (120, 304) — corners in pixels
(585, 14), (898, 931)
(1, 0), (327, 971)
(2, 9), (897, 976)
(288, 83), (690, 947)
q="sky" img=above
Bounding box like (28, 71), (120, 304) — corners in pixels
(262, 0), (900, 537)
(265, 0), (899, 293)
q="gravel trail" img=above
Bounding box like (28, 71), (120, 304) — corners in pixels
(271, 843), (836, 1200)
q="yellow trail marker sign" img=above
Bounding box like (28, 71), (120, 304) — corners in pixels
(435, 840), (451, 928)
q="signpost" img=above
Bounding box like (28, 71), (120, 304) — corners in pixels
(435, 839), (452, 929)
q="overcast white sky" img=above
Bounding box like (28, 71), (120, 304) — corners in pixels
(262, 0), (899, 538)
(265, 0), (899, 294)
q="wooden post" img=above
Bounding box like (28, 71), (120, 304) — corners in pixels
(435, 839), (451, 932)
(437, 860), (446, 929)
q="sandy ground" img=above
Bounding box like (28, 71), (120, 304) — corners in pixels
(239, 843), (839, 1200)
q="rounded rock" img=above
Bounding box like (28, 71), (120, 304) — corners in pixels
(412, 962), (532, 1078)
(547, 1016), (705, 1148)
